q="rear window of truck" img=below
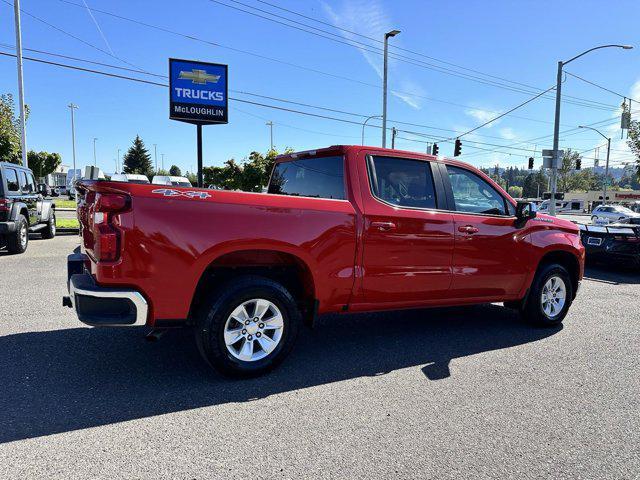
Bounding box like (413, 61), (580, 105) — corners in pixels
(268, 156), (345, 200)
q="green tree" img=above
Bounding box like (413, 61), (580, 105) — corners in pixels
(557, 149), (581, 193)
(0, 93), (29, 164)
(169, 165), (181, 176)
(27, 151), (62, 178)
(508, 185), (523, 198)
(122, 135), (153, 177)
(623, 102), (640, 179)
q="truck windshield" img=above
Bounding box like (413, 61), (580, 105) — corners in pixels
(268, 156), (345, 200)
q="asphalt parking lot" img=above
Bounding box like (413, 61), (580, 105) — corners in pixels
(0, 235), (638, 479)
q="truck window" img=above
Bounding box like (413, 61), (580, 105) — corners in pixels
(368, 156), (436, 209)
(268, 156), (345, 199)
(447, 165), (508, 216)
(19, 171), (35, 193)
(5, 168), (20, 193)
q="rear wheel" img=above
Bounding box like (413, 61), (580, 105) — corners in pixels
(194, 275), (301, 377)
(522, 263), (572, 327)
(41, 211), (56, 239)
(7, 214), (28, 254)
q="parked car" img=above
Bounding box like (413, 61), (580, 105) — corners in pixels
(591, 205), (640, 224)
(110, 173), (150, 184)
(37, 183), (53, 197)
(579, 223), (640, 268)
(65, 146), (584, 377)
(0, 162), (56, 254)
(152, 175), (192, 187)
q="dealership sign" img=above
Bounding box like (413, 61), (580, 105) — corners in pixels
(169, 58), (228, 124)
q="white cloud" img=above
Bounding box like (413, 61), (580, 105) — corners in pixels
(321, 0), (424, 110)
(465, 108), (500, 127)
(499, 127), (517, 140)
(631, 79), (640, 102)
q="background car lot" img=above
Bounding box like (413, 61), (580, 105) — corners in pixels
(0, 235), (638, 479)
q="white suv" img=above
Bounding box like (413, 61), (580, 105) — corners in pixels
(591, 205), (640, 224)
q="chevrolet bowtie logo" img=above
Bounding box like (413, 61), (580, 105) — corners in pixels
(178, 69), (220, 85)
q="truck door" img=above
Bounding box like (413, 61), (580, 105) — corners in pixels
(18, 170), (39, 225)
(359, 155), (454, 308)
(443, 164), (530, 298)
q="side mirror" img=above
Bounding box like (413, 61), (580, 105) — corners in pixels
(515, 201), (536, 227)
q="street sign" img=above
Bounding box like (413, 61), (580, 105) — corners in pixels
(169, 58), (228, 124)
(542, 149), (564, 168)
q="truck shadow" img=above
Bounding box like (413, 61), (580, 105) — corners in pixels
(583, 265), (640, 285)
(0, 304), (558, 443)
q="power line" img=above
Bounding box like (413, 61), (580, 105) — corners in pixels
(565, 71), (640, 103)
(450, 85), (555, 140)
(0, 43), (569, 142)
(53, 0), (601, 123)
(253, 0), (623, 109)
(204, 0), (617, 111)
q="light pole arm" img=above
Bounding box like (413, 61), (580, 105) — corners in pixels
(578, 125), (608, 141)
(563, 44), (633, 65)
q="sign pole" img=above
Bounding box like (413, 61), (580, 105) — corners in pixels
(197, 124), (203, 188)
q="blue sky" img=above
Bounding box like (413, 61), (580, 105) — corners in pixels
(1, 0), (639, 175)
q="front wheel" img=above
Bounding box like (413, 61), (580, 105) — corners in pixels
(591, 216), (597, 223)
(523, 263), (573, 327)
(194, 275), (301, 377)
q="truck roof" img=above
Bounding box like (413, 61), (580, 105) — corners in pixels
(275, 145), (472, 169)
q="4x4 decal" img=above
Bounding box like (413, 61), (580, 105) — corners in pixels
(151, 189), (211, 199)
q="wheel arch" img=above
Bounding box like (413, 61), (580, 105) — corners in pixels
(189, 248), (317, 326)
(536, 250), (581, 300)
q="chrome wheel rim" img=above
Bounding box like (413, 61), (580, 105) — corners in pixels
(223, 298), (284, 362)
(541, 276), (566, 318)
(20, 223), (27, 248)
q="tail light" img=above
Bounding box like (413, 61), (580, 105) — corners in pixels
(92, 193), (130, 262)
(0, 198), (11, 213)
(613, 235), (640, 243)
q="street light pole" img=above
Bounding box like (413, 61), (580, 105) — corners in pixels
(361, 115), (382, 145)
(13, 0), (28, 168)
(161, 153), (164, 171)
(153, 143), (158, 172)
(93, 137), (98, 167)
(549, 44), (633, 216)
(68, 103), (78, 192)
(266, 121), (274, 151)
(382, 29), (400, 148)
(579, 125), (611, 205)
(117, 148), (121, 173)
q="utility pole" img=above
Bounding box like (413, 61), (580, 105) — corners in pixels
(14, 0), (28, 168)
(391, 127), (397, 149)
(382, 29), (400, 148)
(266, 121), (274, 151)
(93, 137), (98, 167)
(161, 153), (165, 170)
(68, 103), (79, 190)
(153, 143), (158, 172)
(117, 148), (121, 173)
(549, 44), (633, 216)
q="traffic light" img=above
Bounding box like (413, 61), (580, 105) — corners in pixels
(528, 157), (534, 169)
(454, 138), (462, 157)
(575, 158), (581, 170)
(432, 143), (439, 156)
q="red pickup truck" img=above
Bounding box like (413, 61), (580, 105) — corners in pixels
(66, 145), (584, 377)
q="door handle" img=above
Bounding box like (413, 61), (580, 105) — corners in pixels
(371, 221), (396, 231)
(458, 225), (479, 234)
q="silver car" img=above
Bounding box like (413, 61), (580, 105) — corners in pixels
(591, 205), (640, 224)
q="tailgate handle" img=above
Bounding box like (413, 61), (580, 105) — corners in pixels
(458, 225), (479, 234)
(371, 221), (396, 231)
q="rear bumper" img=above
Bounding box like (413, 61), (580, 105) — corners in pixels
(0, 221), (16, 234)
(65, 253), (148, 327)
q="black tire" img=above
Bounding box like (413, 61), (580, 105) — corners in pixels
(7, 214), (28, 254)
(194, 275), (301, 378)
(41, 210), (56, 239)
(522, 263), (573, 327)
